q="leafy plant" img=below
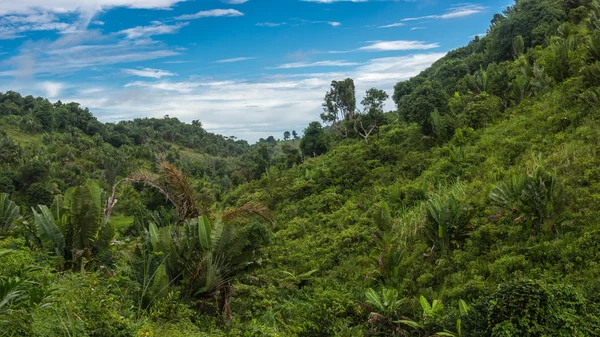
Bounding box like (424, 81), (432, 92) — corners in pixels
(32, 180), (114, 272)
(365, 287), (403, 320)
(0, 193), (20, 236)
(425, 194), (470, 254)
(490, 166), (564, 233)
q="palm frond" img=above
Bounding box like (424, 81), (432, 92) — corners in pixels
(221, 201), (274, 225)
(0, 193), (20, 234)
(68, 182), (102, 263)
(128, 161), (199, 222)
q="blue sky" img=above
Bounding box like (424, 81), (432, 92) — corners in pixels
(0, 0), (511, 142)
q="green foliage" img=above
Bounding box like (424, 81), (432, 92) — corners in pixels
(2, 2), (600, 336)
(425, 193), (470, 254)
(32, 180), (114, 271)
(490, 166), (565, 233)
(300, 122), (329, 157)
(0, 193), (19, 236)
(365, 287), (403, 320)
(463, 279), (600, 336)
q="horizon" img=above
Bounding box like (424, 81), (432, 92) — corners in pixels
(0, 0), (511, 142)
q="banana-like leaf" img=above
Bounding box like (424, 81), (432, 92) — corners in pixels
(0, 193), (20, 234)
(94, 220), (115, 254)
(150, 262), (169, 300)
(149, 222), (160, 252)
(396, 319), (422, 329)
(69, 182), (102, 258)
(32, 205), (65, 256)
(365, 288), (383, 312)
(420, 295), (433, 316)
(157, 226), (172, 255)
(198, 215), (212, 251)
(458, 299), (469, 316)
(50, 195), (63, 225)
(375, 201), (392, 232)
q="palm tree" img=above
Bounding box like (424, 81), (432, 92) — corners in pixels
(130, 160), (273, 319)
(33, 180), (114, 272)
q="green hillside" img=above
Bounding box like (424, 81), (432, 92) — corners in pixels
(2, 0), (600, 336)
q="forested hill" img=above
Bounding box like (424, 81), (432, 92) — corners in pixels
(0, 94), (305, 208)
(2, 0), (600, 336)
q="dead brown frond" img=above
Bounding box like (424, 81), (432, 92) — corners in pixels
(221, 201), (274, 225)
(127, 169), (175, 204)
(158, 161), (200, 221)
(126, 161), (199, 223)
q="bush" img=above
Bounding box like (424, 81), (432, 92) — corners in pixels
(463, 279), (600, 336)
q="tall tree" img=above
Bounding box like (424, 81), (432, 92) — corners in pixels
(321, 78), (357, 127)
(283, 131), (291, 141)
(292, 130), (298, 141)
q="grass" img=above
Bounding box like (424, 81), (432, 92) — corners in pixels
(2, 127), (43, 144)
(111, 215), (134, 232)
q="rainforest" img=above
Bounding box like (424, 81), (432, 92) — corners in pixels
(2, 0), (600, 336)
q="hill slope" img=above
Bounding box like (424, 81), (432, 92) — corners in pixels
(2, 0), (600, 336)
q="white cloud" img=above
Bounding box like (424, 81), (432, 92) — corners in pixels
(1, 34), (179, 78)
(38, 81), (64, 98)
(378, 22), (405, 28)
(0, 1), (186, 16)
(123, 67), (176, 78)
(215, 57), (255, 63)
(402, 4), (485, 21)
(411, 27), (426, 30)
(0, 1), (187, 40)
(54, 52), (445, 142)
(220, 0), (249, 3)
(256, 22), (286, 27)
(119, 21), (187, 39)
(273, 60), (360, 69)
(175, 9), (243, 20)
(359, 40), (439, 51)
(328, 21), (341, 27)
(0, 12), (73, 39)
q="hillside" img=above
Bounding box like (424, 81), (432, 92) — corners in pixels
(2, 0), (600, 336)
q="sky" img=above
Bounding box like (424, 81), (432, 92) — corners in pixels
(0, 0), (512, 142)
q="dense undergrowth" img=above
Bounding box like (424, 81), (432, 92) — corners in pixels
(2, 0), (600, 336)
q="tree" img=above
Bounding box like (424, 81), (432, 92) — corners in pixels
(300, 122), (328, 157)
(397, 80), (449, 135)
(283, 131), (291, 141)
(266, 135), (277, 144)
(355, 88), (389, 144)
(252, 145), (270, 179)
(292, 130), (298, 141)
(129, 161), (273, 319)
(33, 180), (114, 273)
(321, 78), (357, 129)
